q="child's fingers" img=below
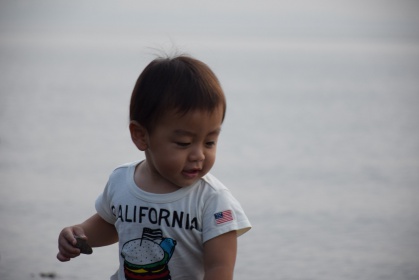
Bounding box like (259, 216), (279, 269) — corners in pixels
(56, 246), (80, 262)
(56, 252), (71, 262)
(59, 227), (76, 243)
(56, 246), (81, 261)
(58, 237), (81, 255)
(57, 245), (81, 262)
(72, 227), (87, 242)
(57, 227), (82, 261)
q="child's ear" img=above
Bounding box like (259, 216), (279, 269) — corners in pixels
(129, 121), (149, 151)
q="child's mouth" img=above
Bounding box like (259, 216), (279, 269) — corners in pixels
(182, 169), (200, 178)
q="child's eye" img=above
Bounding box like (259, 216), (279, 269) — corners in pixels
(206, 141), (216, 147)
(176, 142), (190, 147)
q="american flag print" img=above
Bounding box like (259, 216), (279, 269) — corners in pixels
(142, 228), (163, 241)
(214, 210), (234, 225)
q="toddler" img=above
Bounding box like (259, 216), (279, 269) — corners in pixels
(57, 55), (251, 280)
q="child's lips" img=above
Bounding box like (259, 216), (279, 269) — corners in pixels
(182, 169), (201, 178)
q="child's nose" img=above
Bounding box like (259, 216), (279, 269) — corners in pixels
(189, 146), (205, 162)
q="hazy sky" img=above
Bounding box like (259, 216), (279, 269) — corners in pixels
(1, 0), (418, 48)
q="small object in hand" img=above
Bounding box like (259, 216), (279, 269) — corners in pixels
(75, 236), (93, 254)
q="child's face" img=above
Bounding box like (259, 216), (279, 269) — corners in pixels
(144, 106), (224, 189)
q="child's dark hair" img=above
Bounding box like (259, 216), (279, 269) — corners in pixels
(129, 55), (226, 132)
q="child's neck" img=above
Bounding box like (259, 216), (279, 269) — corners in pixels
(134, 161), (181, 194)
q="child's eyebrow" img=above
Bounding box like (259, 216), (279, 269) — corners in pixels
(208, 128), (222, 136)
(173, 128), (221, 136)
(173, 129), (195, 137)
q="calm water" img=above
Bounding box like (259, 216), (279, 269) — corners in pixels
(1, 1), (419, 279)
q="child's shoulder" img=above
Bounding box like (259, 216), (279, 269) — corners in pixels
(108, 161), (139, 179)
(201, 173), (229, 192)
(113, 161), (138, 171)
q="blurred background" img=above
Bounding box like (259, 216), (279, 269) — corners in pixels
(1, 0), (418, 279)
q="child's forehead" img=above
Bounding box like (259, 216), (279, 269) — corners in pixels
(157, 107), (224, 126)
(165, 106), (224, 120)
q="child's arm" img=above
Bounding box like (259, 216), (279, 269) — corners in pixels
(203, 230), (237, 280)
(57, 213), (118, 262)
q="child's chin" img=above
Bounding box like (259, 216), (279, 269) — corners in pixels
(176, 178), (200, 188)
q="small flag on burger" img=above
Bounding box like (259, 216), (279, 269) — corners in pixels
(214, 210), (234, 225)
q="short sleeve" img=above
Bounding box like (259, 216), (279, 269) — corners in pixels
(95, 181), (117, 225)
(201, 189), (251, 243)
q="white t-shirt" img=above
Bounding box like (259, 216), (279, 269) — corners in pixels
(95, 161), (251, 280)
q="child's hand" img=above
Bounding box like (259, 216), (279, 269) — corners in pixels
(57, 226), (87, 262)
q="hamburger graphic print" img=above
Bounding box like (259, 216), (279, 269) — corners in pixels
(121, 228), (177, 280)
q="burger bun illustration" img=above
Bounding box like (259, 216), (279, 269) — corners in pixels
(121, 235), (176, 280)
